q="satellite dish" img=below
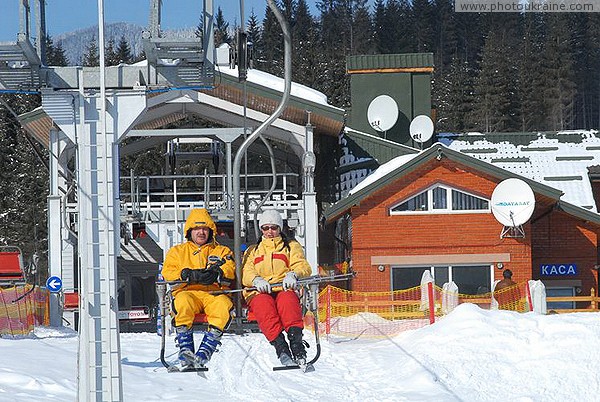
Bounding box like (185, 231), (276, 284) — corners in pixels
(409, 115), (434, 143)
(367, 95), (398, 132)
(491, 178), (536, 227)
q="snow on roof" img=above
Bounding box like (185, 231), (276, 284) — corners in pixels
(349, 152), (419, 195)
(132, 57), (338, 109)
(218, 64), (339, 108)
(439, 130), (600, 212)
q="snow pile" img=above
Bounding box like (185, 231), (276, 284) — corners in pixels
(2, 304), (600, 401)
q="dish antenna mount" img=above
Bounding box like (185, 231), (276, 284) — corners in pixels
(491, 178), (536, 238)
(409, 115), (434, 148)
(367, 95), (399, 136)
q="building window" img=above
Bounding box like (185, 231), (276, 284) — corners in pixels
(390, 184), (489, 214)
(392, 264), (493, 295)
(546, 287), (575, 310)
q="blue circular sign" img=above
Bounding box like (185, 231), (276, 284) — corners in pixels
(46, 276), (63, 293)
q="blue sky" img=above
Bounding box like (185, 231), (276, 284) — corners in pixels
(0, 0), (324, 42)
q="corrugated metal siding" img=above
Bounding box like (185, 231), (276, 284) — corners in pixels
(347, 53), (434, 71)
(214, 73), (345, 137)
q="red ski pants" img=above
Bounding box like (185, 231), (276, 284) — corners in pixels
(248, 290), (304, 342)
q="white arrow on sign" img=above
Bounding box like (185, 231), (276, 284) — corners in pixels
(46, 276), (63, 292)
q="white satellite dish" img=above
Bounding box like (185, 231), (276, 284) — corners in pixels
(409, 115), (434, 143)
(367, 95), (399, 132)
(491, 178), (536, 237)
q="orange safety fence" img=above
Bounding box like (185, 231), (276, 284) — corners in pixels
(314, 282), (530, 338)
(0, 285), (50, 337)
(460, 281), (530, 312)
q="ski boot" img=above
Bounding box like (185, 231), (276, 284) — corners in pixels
(175, 326), (195, 368)
(195, 327), (222, 366)
(270, 332), (295, 366)
(288, 326), (314, 372)
(287, 326), (307, 363)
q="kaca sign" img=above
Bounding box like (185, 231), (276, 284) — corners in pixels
(540, 264), (578, 276)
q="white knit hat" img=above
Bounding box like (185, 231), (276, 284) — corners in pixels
(259, 209), (283, 229)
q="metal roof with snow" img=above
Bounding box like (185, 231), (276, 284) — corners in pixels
(324, 143), (600, 226)
(439, 130), (600, 212)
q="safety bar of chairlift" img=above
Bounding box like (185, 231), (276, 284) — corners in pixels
(156, 272), (356, 295)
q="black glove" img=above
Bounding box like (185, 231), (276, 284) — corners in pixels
(180, 268), (209, 284)
(197, 268), (220, 285)
(206, 259), (225, 285)
(181, 267), (221, 285)
(180, 268), (194, 282)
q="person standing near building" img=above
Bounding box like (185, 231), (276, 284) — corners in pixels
(494, 269), (520, 310)
(242, 209), (312, 367)
(161, 208), (235, 368)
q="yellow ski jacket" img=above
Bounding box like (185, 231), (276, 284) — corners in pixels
(241, 235), (311, 300)
(162, 209), (235, 295)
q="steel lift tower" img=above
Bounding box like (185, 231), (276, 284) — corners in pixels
(1, 0), (330, 399)
(2, 1), (215, 400)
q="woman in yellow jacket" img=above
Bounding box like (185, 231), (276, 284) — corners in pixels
(162, 208), (235, 368)
(242, 209), (312, 367)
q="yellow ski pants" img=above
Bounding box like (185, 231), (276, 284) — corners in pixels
(172, 290), (233, 330)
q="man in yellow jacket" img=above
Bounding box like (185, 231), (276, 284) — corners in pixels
(242, 209), (312, 367)
(162, 208), (235, 368)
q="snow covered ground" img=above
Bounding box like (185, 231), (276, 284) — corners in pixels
(2, 303), (599, 401)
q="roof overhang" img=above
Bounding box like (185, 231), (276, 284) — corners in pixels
(18, 70), (345, 156)
(324, 143), (567, 222)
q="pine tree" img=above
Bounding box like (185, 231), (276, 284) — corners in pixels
(259, 4), (284, 76)
(543, 14), (577, 131)
(517, 13), (546, 131)
(569, 14), (600, 130)
(215, 6), (231, 46)
(372, 0), (387, 53)
(105, 37), (119, 66)
(350, 0), (373, 55)
(45, 36), (69, 66)
(431, 0), (457, 74)
(434, 55), (475, 132)
(116, 35), (133, 64)
(470, 23), (520, 133)
(317, 0), (353, 106)
(293, 0), (320, 86)
(454, 11), (485, 68)
(83, 36), (99, 66)
(246, 10), (262, 69)
(281, 0), (296, 23)
(195, 14), (204, 39)
(412, 0), (434, 53)
(384, 0), (414, 53)
(586, 14), (600, 128)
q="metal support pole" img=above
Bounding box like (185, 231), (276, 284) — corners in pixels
(203, 0), (214, 77)
(35, 0), (46, 63)
(18, 0), (30, 41)
(233, 0), (291, 318)
(47, 128), (62, 327)
(77, 2), (124, 400)
(303, 120), (318, 273)
(226, 141), (233, 209)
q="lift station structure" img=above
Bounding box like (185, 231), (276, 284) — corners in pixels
(0, 0), (345, 400)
